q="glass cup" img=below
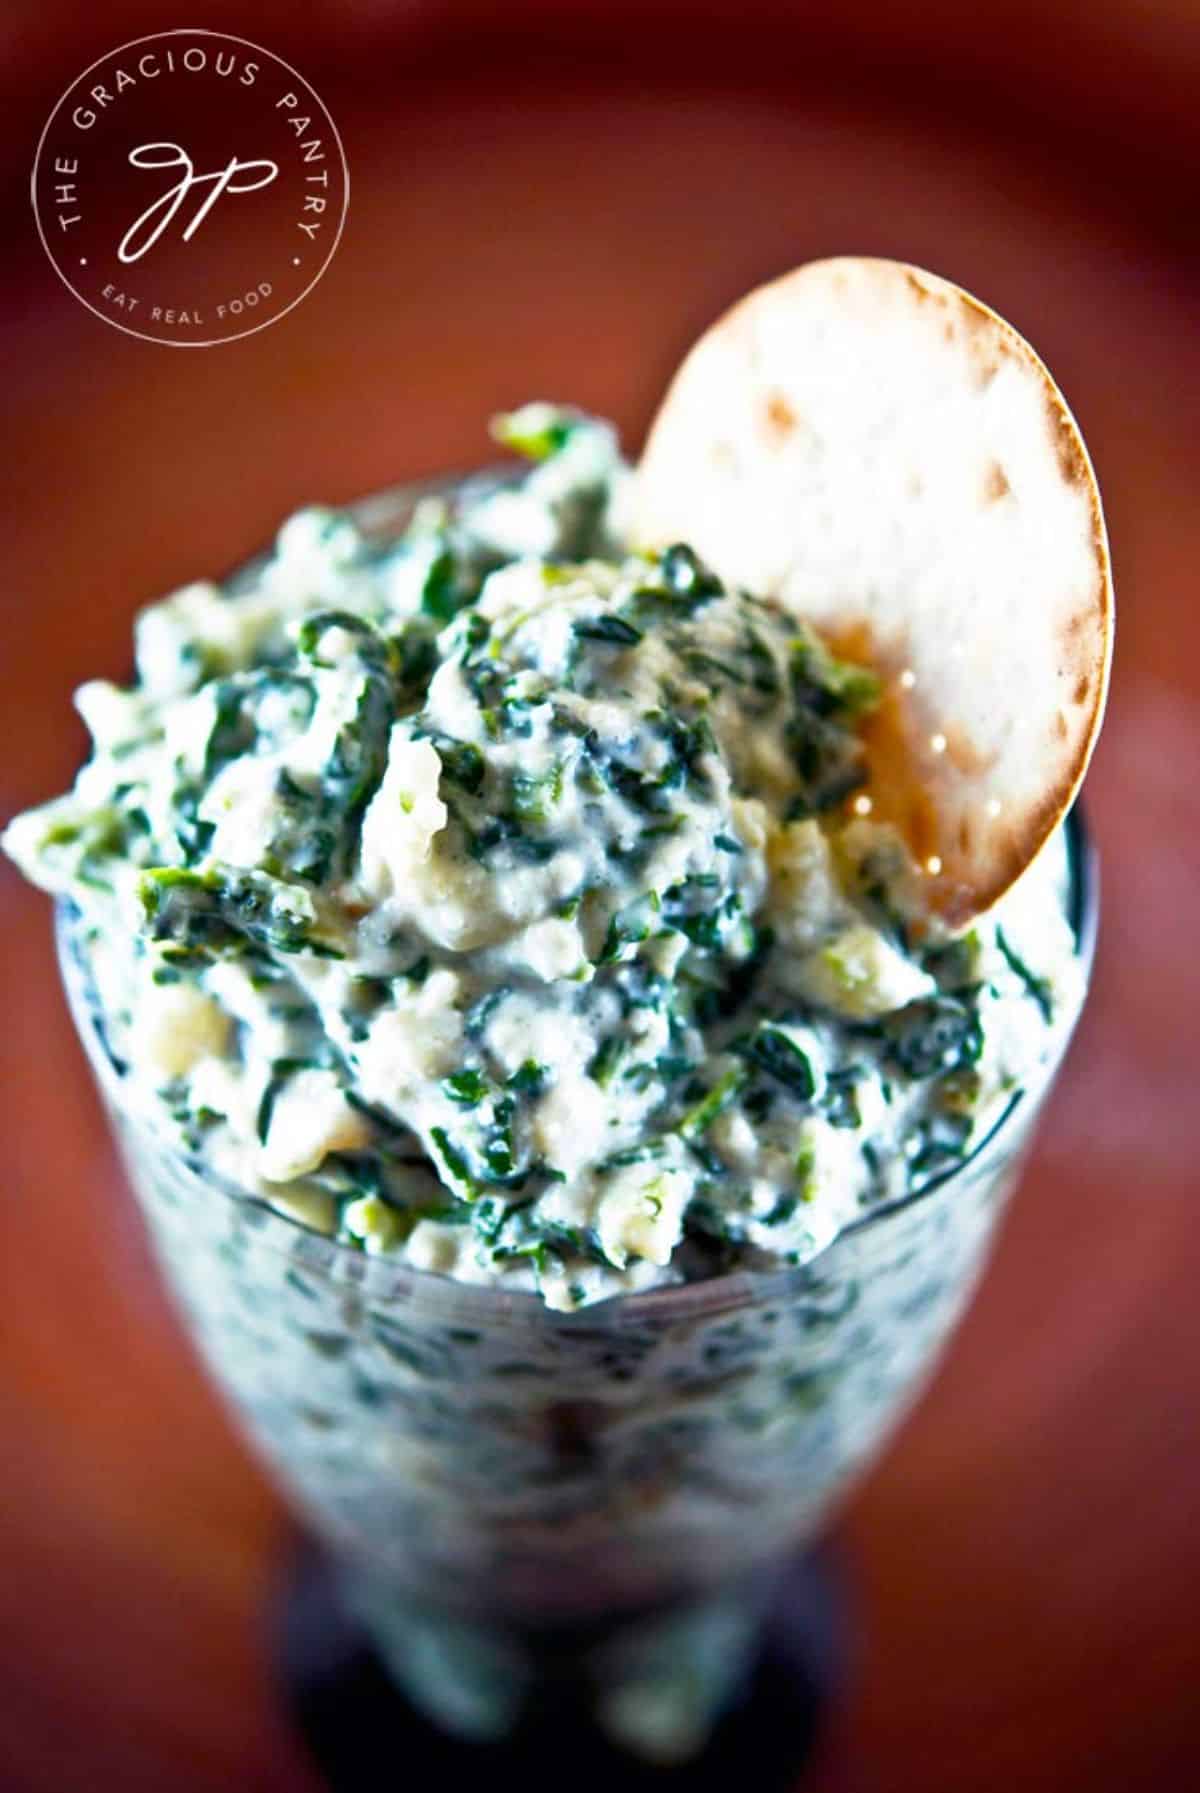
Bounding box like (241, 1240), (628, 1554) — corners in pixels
(52, 475), (1099, 1759)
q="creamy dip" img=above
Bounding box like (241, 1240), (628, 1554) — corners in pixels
(4, 405), (1082, 1310)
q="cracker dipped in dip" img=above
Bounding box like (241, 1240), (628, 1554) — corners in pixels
(4, 259), (1112, 1310)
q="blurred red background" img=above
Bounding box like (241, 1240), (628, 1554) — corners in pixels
(3, 4), (1200, 1788)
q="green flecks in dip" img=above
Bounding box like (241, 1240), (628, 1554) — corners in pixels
(4, 404), (1083, 1308)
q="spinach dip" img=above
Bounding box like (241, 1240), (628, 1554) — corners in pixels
(4, 405), (1082, 1310)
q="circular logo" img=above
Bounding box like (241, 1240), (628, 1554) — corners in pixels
(31, 30), (349, 346)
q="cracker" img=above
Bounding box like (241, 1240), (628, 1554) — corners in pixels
(635, 258), (1112, 925)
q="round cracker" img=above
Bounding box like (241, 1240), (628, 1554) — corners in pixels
(635, 257), (1112, 927)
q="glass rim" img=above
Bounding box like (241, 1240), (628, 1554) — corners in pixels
(54, 465), (1100, 1326)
